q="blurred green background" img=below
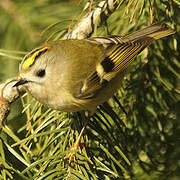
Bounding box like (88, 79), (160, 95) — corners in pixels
(0, 0), (179, 179)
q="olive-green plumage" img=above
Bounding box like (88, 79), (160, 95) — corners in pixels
(14, 22), (175, 114)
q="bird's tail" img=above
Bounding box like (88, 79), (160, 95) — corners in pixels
(125, 22), (175, 41)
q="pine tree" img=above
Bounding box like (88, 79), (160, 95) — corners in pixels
(0, 0), (179, 179)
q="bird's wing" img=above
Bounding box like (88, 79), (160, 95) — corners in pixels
(76, 36), (153, 99)
(76, 22), (175, 99)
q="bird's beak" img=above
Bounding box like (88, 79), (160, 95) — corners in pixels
(13, 79), (28, 87)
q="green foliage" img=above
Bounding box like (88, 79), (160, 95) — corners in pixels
(0, 0), (179, 179)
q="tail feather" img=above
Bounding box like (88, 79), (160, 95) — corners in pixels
(124, 22), (175, 41)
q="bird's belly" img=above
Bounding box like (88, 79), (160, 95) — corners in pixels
(41, 91), (86, 112)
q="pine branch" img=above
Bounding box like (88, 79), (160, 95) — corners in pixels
(65, 0), (120, 39)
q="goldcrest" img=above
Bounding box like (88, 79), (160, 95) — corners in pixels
(14, 22), (175, 115)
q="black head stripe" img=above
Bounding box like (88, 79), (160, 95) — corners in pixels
(22, 47), (50, 70)
(23, 47), (42, 62)
(33, 49), (48, 63)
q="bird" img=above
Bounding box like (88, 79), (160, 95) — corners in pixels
(13, 22), (175, 162)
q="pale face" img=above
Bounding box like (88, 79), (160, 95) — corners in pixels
(15, 46), (53, 102)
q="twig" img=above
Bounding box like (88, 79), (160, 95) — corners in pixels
(0, 79), (25, 131)
(64, 0), (120, 39)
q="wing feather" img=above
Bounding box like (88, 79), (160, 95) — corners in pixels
(77, 37), (153, 99)
(77, 22), (175, 99)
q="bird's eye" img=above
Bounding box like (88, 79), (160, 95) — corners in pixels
(36, 69), (46, 77)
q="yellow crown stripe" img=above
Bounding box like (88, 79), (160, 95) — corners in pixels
(22, 47), (50, 70)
